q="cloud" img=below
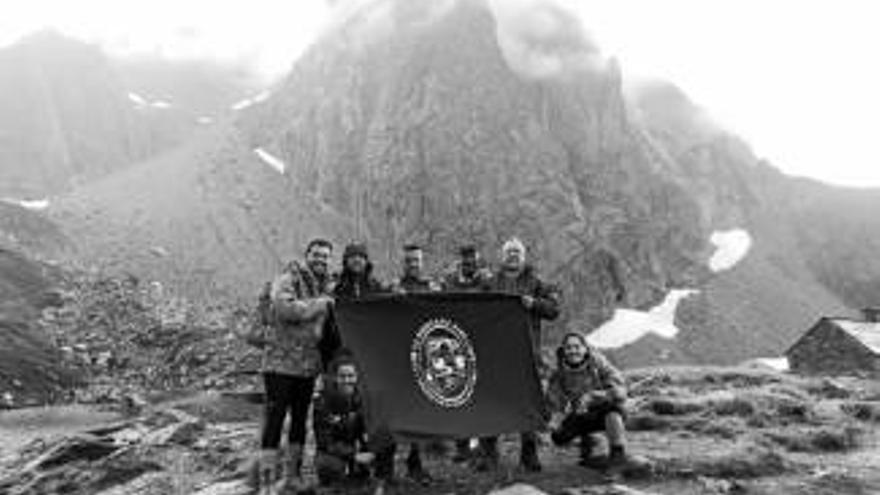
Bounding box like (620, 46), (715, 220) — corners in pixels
(487, 0), (605, 80)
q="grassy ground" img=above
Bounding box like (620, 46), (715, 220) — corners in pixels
(1, 367), (878, 495)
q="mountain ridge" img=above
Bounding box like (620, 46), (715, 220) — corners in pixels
(39, 0), (880, 367)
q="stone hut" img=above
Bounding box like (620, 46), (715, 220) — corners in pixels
(786, 317), (880, 377)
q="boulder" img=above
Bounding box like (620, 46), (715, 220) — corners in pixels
(489, 484), (550, 495)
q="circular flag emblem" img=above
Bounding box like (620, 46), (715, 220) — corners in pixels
(410, 318), (477, 408)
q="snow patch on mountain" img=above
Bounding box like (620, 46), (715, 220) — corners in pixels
(128, 92), (173, 110)
(587, 289), (699, 349)
(127, 92), (148, 106)
(253, 148), (286, 175)
(753, 357), (789, 371)
(2, 198), (50, 210)
(231, 90), (271, 111)
(709, 229), (752, 272)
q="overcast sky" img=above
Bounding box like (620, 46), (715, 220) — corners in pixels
(2, 0), (878, 187)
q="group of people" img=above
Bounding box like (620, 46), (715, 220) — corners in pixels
(247, 237), (631, 494)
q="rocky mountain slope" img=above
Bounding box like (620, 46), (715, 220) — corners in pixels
(0, 31), (253, 199)
(51, 129), (353, 301)
(48, 0), (880, 366)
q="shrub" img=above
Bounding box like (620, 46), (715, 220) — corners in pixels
(627, 413), (673, 432)
(765, 426), (865, 453)
(656, 447), (789, 479)
(684, 418), (744, 439)
(840, 401), (880, 422)
(646, 398), (705, 416)
(710, 397), (757, 417)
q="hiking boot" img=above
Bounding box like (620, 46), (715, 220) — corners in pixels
(406, 466), (433, 485)
(452, 439), (471, 463)
(473, 440), (499, 472)
(258, 449), (279, 495)
(520, 435), (542, 473)
(520, 453), (542, 473)
(604, 445), (632, 480)
(279, 444), (306, 492)
(608, 445), (629, 467)
(405, 448), (432, 485)
(577, 435), (599, 468)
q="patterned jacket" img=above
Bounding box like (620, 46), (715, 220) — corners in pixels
(259, 260), (332, 377)
(546, 345), (626, 413)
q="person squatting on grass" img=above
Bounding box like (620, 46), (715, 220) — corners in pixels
(546, 331), (630, 468)
(252, 238), (337, 494)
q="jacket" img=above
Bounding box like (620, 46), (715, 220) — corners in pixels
(546, 343), (626, 413)
(313, 385), (366, 458)
(441, 265), (492, 292)
(488, 264), (560, 352)
(259, 260), (332, 377)
(333, 262), (388, 300)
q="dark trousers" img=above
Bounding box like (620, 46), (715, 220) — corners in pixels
(369, 429), (397, 480)
(551, 402), (626, 446)
(314, 451), (369, 485)
(478, 431), (538, 460)
(260, 372), (316, 449)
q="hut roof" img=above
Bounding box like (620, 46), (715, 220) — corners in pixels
(829, 318), (880, 355)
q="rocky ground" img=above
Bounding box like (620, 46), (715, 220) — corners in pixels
(1, 366), (877, 495)
(1, 273), (878, 494)
(1, 271), (262, 409)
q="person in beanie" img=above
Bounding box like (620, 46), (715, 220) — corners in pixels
(441, 244), (491, 462)
(333, 242), (387, 300)
(254, 238), (335, 494)
(546, 332), (629, 468)
(476, 237), (560, 473)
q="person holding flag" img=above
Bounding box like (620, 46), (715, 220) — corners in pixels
(389, 243), (439, 484)
(333, 242), (388, 300)
(476, 237), (561, 472)
(441, 244), (492, 462)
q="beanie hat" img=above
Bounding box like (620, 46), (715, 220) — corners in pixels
(343, 243), (369, 260)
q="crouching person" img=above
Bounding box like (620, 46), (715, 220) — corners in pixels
(313, 355), (374, 486)
(547, 332), (629, 468)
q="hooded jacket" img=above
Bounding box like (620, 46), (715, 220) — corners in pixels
(546, 332), (626, 413)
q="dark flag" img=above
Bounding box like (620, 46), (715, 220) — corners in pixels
(335, 293), (547, 438)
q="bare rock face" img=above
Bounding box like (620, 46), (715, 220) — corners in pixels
(242, 0), (712, 325)
(236, 0), (858, 364)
